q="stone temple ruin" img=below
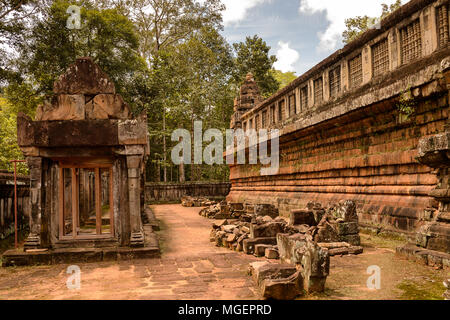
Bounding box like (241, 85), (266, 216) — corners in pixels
(3, 57), (159, 266)
(226, 0), (450, 271)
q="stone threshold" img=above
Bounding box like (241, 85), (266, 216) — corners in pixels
(396, 244), (450, 270)
(1, 245), (160, 267)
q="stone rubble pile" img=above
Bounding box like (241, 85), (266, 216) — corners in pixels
(205, 200), (364, 299)
(200, 202), (277, 221)
(292, 200), (362, 248)
(209, 201), (363, 258)
(249, 233), (330, 300)
(181, 196), (216, 208)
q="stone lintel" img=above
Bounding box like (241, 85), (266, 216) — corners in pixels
(118, 119), (148, 145)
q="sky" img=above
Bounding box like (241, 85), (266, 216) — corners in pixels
(220, 0), (409, 75)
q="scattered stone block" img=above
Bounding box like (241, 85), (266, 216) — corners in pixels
(212, 220), (227, 229)
(318, 242), (351, 249)
(243, 237), (277, 255)
(227, 233), (237, 243)
(230, 203), (244, 211)
(277, 233), (330, 293)
(222, 225), (238, 233)
(261, 271), (303, 300)
(333, 200), (358, 222)
(265, 248), (279, 259)
(250, 222), (284, 239)
(254, 204), (279, 218)
(248, 262), (303, 300)
(340, 234), (361, 246)
(290, 209), (316, 226)
(254, 244), (273, 257)
(335, 222), (359, 235)
(444, 279), (449, 300)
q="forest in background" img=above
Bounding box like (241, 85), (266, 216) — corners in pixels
(0, 0), (397, 180)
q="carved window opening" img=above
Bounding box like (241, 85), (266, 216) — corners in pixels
(313, 77), (323, 105)
(437, 4), (449, 48)
(400, 19), (422, 64)
(329, 66), (341, 98)
(372, 38), (390, 77)
(278, 100), (284, 122)
(300, 85), (308, 112)
(255, 114), (260, 131)
(270, 105), (276, 124)
(59, 160), (114, 240)
(262, 110), (267, 128)
(249, 118), (253, 129)
(349, 54), (363, 88)
(288, 94), (296, 117)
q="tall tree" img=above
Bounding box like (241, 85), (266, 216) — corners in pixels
(10, 0), (146, 108)
(343, 0), (402, 44)
(233, 35), (279, 98)
(120, 0), (225, 182)
(0, 0), (43, 84)
(0, 96), (26, 173)
(162, 26), (235, 181)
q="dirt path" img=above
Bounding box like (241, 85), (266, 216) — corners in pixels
(306, 233), (448, 300)
(0, 204), (447, 300)
(0, 204), (263, 300)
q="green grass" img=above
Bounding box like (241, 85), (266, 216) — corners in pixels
(397, 279), (445, 300)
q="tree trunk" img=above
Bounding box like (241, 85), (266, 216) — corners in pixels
(163, 104), (167, 182)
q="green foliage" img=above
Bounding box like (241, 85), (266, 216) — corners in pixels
(397, 87), (416, 119)
(126, 0), (224, 62)
(233, 35), (280, 98)
(0, 97), (26, 174)
(9, 0), (146, 111)
(150, 26), (235, 181)
(342, 0), (401, 44)
(0, 0), (43, 84)
(271, 70), (297, 90)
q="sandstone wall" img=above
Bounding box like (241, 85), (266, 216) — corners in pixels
(228, 87), (447, 235)
(227, 0), (450, 237)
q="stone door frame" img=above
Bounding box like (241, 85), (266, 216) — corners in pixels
(57, 158), (115, 241)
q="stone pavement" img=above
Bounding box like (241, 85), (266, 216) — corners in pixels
(0, 204), (264, 300)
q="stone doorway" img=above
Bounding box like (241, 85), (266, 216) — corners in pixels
(58, 159), (114, 240)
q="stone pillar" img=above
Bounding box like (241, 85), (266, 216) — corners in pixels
(0, 198), (4, 228)
(127, 154), (144, 247)
(362, 45), (372, 84)
(24, 156), (43, 250)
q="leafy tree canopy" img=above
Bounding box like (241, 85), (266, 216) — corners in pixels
(8, 0), (146, 114)
(271, 69), (297, 90)
(342, 0), (402, 44)
(232, 35), (280, 98)
(0, 96), (26, 174)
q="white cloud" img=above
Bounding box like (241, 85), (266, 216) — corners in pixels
(299, 0), (409, 52)
(222, 0), (270, 26)
(274, 41), (300, 73)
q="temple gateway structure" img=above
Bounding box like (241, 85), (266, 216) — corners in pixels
(228, 0), (450, 259)
(4, 57), (159, 265)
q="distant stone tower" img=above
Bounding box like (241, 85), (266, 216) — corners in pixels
(230, 73), (263, 129)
